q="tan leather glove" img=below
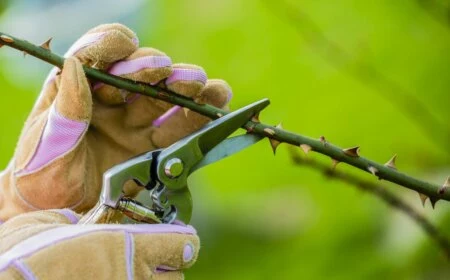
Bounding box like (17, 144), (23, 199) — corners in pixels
(0, 23), (232, 221)
(0, 209), (199, 279)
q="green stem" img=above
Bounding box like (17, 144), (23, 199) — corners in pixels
(1, 32), (448, 202)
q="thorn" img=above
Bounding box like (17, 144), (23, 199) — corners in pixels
(40, 37), (52, 50)
(157, 91), (170, 99)
(275, 123), (283, 129)
(384, 154), (397, 170)
(216, 112), (224, 118)
(367, 166), (378, 176)
(22, 51), (28, 57)
(0, 35), (14, 43)
(300, 144), (312, 154)
(251, 113), (260, 123)
(91, 60), (100, 69)
(269, 139), (281, 155)
(438, 176), (450, 195)
(430, 197), (439, 209)
(183, 107), (189, 118)
(331, 159), (340, 170)
(319, 136), (327, 146)
(263, 128), (275, 136)
(418, 192), (428, 207)
(343, 146), (360, 157)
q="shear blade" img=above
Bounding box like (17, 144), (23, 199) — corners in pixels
(156, 98), (270, 190)
(191, 133), (263, 173)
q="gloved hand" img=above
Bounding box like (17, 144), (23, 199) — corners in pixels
(0, 23), (232, 221)
(0, 209), (199, 279)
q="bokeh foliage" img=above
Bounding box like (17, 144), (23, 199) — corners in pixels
(1, 0), (450, 279)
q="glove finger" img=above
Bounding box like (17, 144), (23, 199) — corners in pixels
(93, 47), (173, 105)
(123, 62), (208, 131)
(134, 224), (200, 272)
(14, 57), (90, 174)
(151, 79), (232, 148)
(0, 223), (198, 279)
(193, 78), (232, 107)
(6, 58), (92, 213)
(166, 63), (207, 98)
(55, 57), (92, 122)
(0, 210), (80, 253)
(67, 23), (138, 69)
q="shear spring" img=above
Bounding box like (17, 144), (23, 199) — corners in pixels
(117, 198), (161, 224)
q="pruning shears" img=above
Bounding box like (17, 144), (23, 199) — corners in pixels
(79, 99), (270, 225)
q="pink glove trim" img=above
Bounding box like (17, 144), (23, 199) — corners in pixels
(125, 232), (134, 280)
(0, 224), (196, 272)
(17, 105), (87, 175)
(64, 32), (107, 57)
(93, 55), (172, 91)
(166, 68), (207, 85)
(126, 93), (141, 104)
(109, 56), (172, 76)
(12, 260), (35, 280)
(152, 106), (182, 127)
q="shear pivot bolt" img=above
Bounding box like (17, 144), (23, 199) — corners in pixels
(164, 158), (184, 178)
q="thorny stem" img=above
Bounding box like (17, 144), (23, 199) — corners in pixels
(289, 148), (450, 259)
(1, 31), (449, 203)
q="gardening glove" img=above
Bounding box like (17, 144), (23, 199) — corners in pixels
(0, 209), (199, 279)
(0, 23), (232, 221)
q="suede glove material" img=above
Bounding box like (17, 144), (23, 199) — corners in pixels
(0, 209), (199, 279)
(0, 23), (232, 221)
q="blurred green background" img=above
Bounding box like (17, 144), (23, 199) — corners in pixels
(1, 0), (450, 279)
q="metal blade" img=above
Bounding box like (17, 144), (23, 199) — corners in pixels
(196, 99), (270, 156)
(191, 133), (263, 173)
(156, 99), (270, 190)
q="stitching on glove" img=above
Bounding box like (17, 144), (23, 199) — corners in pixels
(11, 176), (39, 211)
(11, 259), (35, 280)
